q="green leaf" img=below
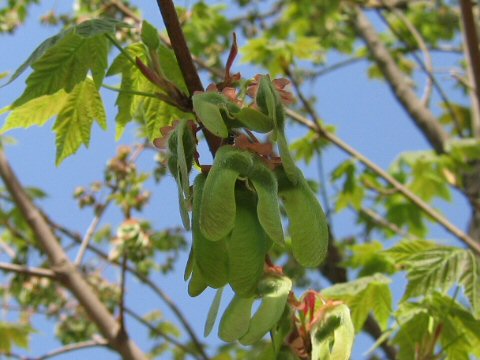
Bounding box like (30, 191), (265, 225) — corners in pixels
(346, 241), (395, 277)
(0, 322), (33, 352)
(386, 241), (480, 316)
(141, 20), (160, 51)
(156, 44), (188, 94)
(310, 304), (354, 360)
(53, 78), (106, 165)
(219, 295), (254, 342)
(383, 239), (436, 263)
(13, 30), (109, 106)
(2, 32), (65, 88)
(75, 18), (129, 37)
(239, 275), (292, 345)
(1, 90), (68, 133)
(204, 287), (224, 337)
(322, 274), (392, 331)
(460, 251), (480, 318)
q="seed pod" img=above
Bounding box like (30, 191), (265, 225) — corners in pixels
(192, 174), (228, 288)
(277, 168), (329, 267)
(249, 157), (284, 246)
(188, 262), (208, 297)
(227, 187), (269, 297)
(218, 295), (254, 342)
(168, 120), (196, 230)
(233, 107), (274, 133)
(200, 146), (253, 241)
(239, 275), (292, 345)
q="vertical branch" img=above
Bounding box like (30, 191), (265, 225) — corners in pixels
(155, 0), (222, 155)
(354, 8), (449, 153)
(156, 0), (203, 95)
(459, 0), (480, 137)
(0, 148), (147, 360)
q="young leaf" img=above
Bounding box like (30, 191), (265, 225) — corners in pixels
(53, 78), (106, 165)
(192, 94), (229, 138)
(2, 33), (65, 88)
(141, 20), (160, 51)
(219, 295), (254, 342)
(0, 323), (33, 352)
(204, 287), (224, 337)
(322, 274), (392, 331)
(310, 304), (354, 360)
(13, 31), (109, 106)
(239, 275), (292, 345)
(1, 90), (68, 133)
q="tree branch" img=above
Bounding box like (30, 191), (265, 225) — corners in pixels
(125, 307), (203, 360)
(0, 148), (147, 360)
(285, 108), (480, 255)
(155, 0), (222, 155)
(459, 0), (480, 137)
(33, 338), (108, 360)
(0, 262), (56, 278)
(354, 8), (450, 153)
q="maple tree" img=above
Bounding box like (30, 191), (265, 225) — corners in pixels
(0, 1), (480, 359)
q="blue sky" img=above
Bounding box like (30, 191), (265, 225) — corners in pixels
(0, 1), (471, 359)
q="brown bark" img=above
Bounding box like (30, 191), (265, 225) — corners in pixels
(354, 8), (449, 154)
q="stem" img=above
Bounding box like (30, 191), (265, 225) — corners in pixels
(101, 84), (158, 98)
(125, 307), (202, 360)
(105, 33), (137, 66)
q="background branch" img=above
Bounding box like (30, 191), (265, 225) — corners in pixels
(0, 262), (56, 279)
(354, 8), (449, 153)
(0, 148), (147, 360)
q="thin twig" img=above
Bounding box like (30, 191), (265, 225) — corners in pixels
(45, 222), (210, 360)
(285, 108), (480, 255)
(125, 307), (202, 360)
(119, 255), (128, 337)
(313, 56), (365, 79)
(375, 7), (463, 137)
(34, 338), (108, 360)
(74, 202), (109, 266)
(387, 5), (433, 106)
(354, 8), (450, 153)
(0, 262), (56, 278)
(359, 206), (419, 240)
